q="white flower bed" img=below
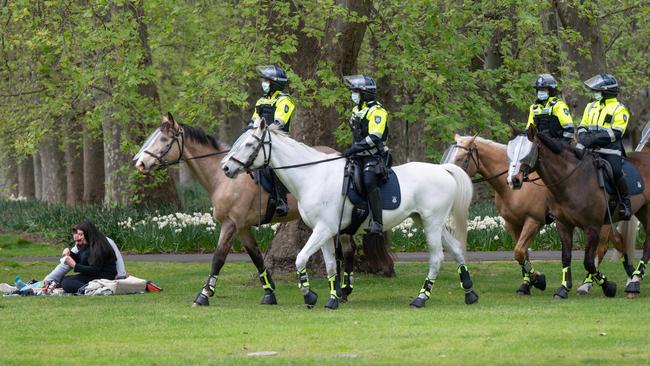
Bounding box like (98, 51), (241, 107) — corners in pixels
(7, 194), (26, 202)
(119, 212), (218, 233)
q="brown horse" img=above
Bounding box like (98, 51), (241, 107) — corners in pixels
(134, 113), (386, 306)
(448, 135), (620, 296)
(508, 127), (648, 299)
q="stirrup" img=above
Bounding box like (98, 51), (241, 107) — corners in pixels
(275, 200), (288, 217)
(619, 202), (632, 220)
(365, 221), (383, 235)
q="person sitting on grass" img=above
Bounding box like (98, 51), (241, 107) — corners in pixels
(55, 220), (119, 294)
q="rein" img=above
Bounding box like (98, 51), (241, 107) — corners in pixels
(146, 126), (230, 169)
(524, 151), (587, 188)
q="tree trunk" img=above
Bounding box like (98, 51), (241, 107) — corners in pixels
(83, 122), (105, 205)
(17, 157), (35, 199)
(265, 0), (393, 276)
(0, 152), (18, 198)
(65, 129), (84, 206)
(39, 136), (66, 203)
(33, 153), (42, 201)
(102, 109), (131, 205)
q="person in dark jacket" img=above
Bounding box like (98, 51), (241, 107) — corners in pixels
(61, 220), (117, 293)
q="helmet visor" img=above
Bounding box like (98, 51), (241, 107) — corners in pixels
(343, 75), (367, 90)
(584, 75), (606, 90)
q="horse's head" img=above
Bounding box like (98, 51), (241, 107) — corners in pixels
(221, 117), (272, 178)
(133, 112), (184, 173)
(506, 134), (538, 189)
(441, 134), (480, 176)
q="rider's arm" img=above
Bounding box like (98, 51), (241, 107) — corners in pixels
(366, 107), (388, 147)
(526, 105), (535, 129)
(273, 96), (295, 129)
(553, 100), (575, 140)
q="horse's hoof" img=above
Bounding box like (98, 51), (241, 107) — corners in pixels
(516, 282), (531, 296)
(553, 286), (569, 300)
(625, 281), (640, 294)
(324, 296), (339, 310)
(193, 292), (210, 307)
(260, 291), (277, 305)
(576, 282), (592, 295)
(304, 290), (318, 308)
(530, 273), (546, 291)
(465, 290), (479, 305)
(602, 280), (617, 298)
(410, 296), (427, 308)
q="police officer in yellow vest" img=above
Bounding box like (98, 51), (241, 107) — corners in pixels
(251, 65), (295, 216)
(342, 75), (389, 235)
(576, 74), (632, 220)
(526, 74), (574, 142)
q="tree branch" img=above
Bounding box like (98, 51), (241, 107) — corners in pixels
(0, 88), (47, 98)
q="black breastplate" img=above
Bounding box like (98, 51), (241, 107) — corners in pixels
(350, 115), (368, 143)
(533, 104), (563, 138)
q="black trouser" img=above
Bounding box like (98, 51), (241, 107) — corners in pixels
(61, 274), (101, 294)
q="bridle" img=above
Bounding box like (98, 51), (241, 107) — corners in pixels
(143, 126), (230, 170)
(229, 127), (272, 172)
(453, 143), (508, 184)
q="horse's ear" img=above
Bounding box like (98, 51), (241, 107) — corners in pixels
(167, 112), (180, 129)
(454, 133), (461, 142)
(469, 133), (478, 144)
(526, 125), (536, 141)
(507, 122), (521, 138)
(259, 116), (266, 130)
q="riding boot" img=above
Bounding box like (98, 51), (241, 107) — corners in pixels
(274, 178), (288, 217)
(616, 176), (632, 220)
(366, 188), (383, 235)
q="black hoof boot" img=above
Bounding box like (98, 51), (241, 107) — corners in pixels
(303, 290), (318, 308)
(516, 282), (531, 295)
(602, 280), (617, 298)
(410, 296), (427, 308)
(530, 273), (547, 291)
(193, 292), (210, 307)
(261, 290), (277, 305)
(324, 296), (339, 310)
(625, 281), (641, 294)
(553, 286), (569, 300)
(465, 290), (479, 305)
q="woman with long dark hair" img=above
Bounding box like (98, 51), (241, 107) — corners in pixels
(60, 220), (117, 293)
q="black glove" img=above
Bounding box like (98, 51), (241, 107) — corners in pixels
(578, 131), (594, 147)
(342, 148), (355, 157)
(575, 143), (586, 160)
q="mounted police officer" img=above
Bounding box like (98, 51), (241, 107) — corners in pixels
(342, 75), (390, 235)
(576, 74), (632, 220)
(526, 74), (574, 142)
(250, 65), (295, 216)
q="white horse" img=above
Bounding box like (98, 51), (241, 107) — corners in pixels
(221, 118), (479, 309)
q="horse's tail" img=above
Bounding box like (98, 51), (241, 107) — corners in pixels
(441, 163), (474, 253)
(615, 217), (638, 263)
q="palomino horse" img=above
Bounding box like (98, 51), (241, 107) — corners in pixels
(221, 118), (479, 309)
(507, 127), (649, 299)
(134, 113), (380, 306)
(444, 135), (622, 296)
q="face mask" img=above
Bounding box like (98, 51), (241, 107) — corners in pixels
(261, 81), (271, 94)
(536, 90), (549, 101)
(594, 92), (602, 101)
(351, 92), (361, 105)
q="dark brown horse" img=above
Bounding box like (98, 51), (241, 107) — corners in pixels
(509, 127), (649, 299)
(134, 113), (391, 306)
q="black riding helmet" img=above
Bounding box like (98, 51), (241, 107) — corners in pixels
(534, 74), (558, 96)
(256, 65), (288, 92)
(344, 74), (377, 102)
(584, 74), (619, 95)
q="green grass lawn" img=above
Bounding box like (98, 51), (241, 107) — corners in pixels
(0, 259), (647, 365)
(0, 234), (62, 257)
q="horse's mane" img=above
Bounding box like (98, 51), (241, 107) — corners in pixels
(180, 123), (229, 150)
(536, 132), (571, 155)
(474, 136), (506, 150)
(269, 125), (330, 157)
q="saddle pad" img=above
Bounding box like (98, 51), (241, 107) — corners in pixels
(603, 159), (645, 196)
(347, 170), (401, 210)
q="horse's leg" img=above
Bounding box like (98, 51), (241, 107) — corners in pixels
(583, 225), (617, 298)
(193, 218), (237, 307)
(322, 238), (342, 310)
(512, 219), (546, 295)
(440, 227), (479, 306)
(339, 235), (357, 301)
(295, 224), (335, 308)
(626, 207), (648, 298)
(553, 221), (574, 300)
(238, 229), (278, 305)
(577, 225), (611, 294)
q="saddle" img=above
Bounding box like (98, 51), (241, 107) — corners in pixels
(249, 168), (288, 225)
(594, 156), (644, 218)
(340, 159), (401, 235)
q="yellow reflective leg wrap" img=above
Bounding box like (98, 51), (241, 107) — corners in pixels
(522, 261), (534, 283)
(297, 268), (310, 289)
(561, 267), (569, 288)
(341, 272), (353, 289)
(328, 275), (338, 298)
(633, 260), (646, 277)
(419, 278), (434, 298)
(593, 272), (606, 286)
(583, 273), (593, 284)
(259, 270), (273, 290)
